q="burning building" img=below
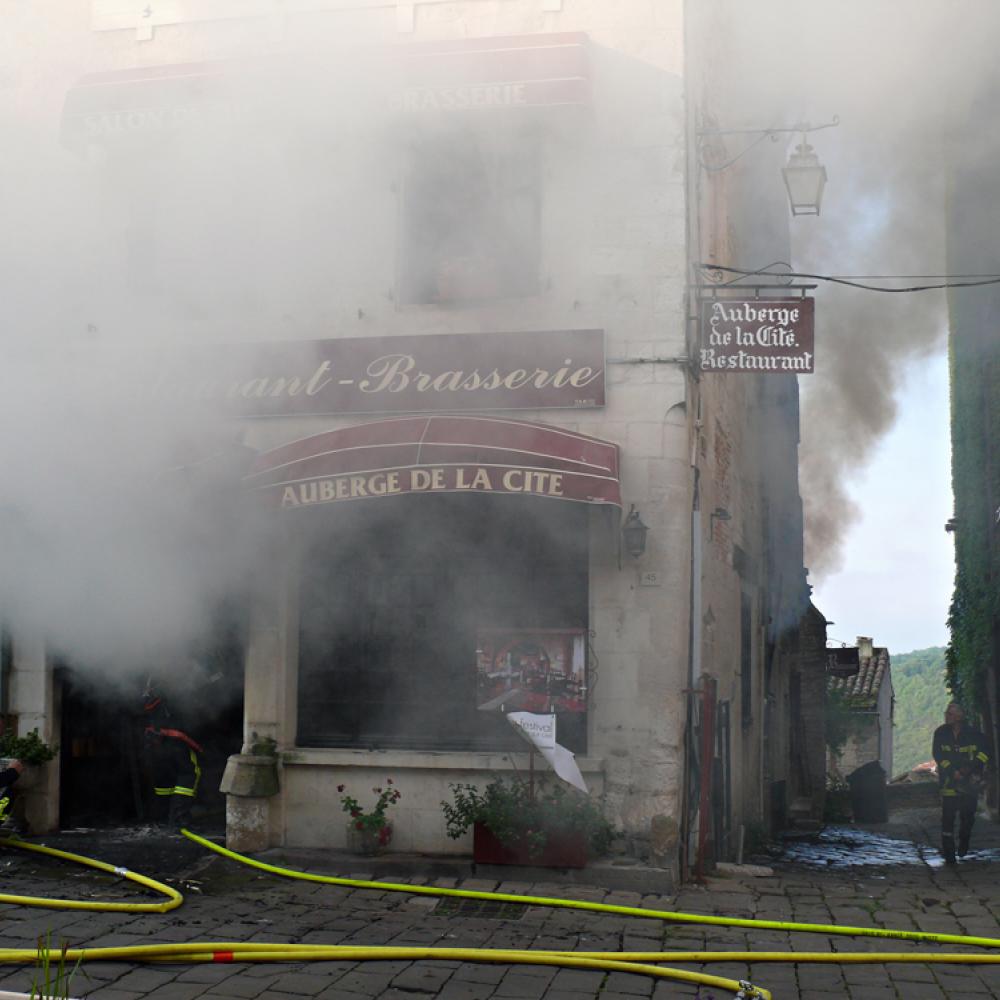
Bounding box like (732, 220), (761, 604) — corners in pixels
(1, 0), (824, 876)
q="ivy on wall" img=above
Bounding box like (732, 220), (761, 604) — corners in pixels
(946, 326), (1000, 713)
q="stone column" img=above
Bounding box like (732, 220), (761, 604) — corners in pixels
(8, 632), (58, 834)
(226, 528), (298, 849)
(219, 752), (280, 852)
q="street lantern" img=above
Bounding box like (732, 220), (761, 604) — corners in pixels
(782, 138), (828, 216)
(622, 505), (649, 559)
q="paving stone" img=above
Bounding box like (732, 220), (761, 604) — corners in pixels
(206, 976), (281, 998)
(434, 982), (496, 1000)
(112, 969), (185, 991)
(452, 964), (507, 985)
(893, 984), (947, 1000)
(328, 969), (401, 995)
(140, 985), (210, 1000)
(844, 987), (899, 1000)
(491, 972), (549, 998)
(267, 972), (336, 995)
(548, 969), (604, 991)
(80, 991), (146, 1000)
(601, 970), (654, 995)
(390, 965), (455, 992)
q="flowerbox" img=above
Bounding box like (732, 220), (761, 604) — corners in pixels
(472, 821), (588, 868)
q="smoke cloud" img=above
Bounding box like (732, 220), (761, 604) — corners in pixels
(709, 0), (1000, 576)
(0, 34), (399, 676)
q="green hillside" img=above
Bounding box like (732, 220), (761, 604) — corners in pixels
(892, 646), (950, 776)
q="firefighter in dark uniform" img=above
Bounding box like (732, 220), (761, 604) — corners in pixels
(0, 759), (23, 830)
(932, 702), (990, 864)
(142, 679), (204, 829)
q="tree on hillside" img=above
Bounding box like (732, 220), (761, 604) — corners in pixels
(892, 646), (950, 775)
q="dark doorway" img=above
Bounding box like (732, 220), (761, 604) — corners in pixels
(56, 607), (245, 830)
(58, 670), (145, 827)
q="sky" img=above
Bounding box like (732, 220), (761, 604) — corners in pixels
(810, 351), (954, 656)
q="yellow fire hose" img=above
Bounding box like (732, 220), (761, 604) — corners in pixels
(0, 836), (182, 912)
(4, 829), (1000, 1000)
(182, 829), (1000, 952)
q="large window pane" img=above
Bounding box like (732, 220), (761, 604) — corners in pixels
(297, 493), (588, 751)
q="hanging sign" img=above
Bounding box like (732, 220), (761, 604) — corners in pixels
(699, 297), (815, 374)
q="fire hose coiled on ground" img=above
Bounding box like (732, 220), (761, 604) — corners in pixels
(3, 830), (1000, 999)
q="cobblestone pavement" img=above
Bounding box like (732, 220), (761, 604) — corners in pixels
(2, 806), (1000, 1000)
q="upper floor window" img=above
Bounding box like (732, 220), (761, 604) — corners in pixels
(398, 123), (541, 306)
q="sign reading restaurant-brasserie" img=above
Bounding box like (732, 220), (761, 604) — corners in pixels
(152, 329), (605, 417)
(699, 297), (815, 374)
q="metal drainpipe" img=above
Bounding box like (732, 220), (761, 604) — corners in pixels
(682, 477), (703, 877)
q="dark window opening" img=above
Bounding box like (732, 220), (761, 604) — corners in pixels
(297, 493), (588, 753)
(398, 123), (541, 305)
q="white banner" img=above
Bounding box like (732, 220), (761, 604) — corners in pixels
(506, 712), (588, 793)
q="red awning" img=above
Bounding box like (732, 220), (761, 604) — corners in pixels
(245, 415), (620, 510)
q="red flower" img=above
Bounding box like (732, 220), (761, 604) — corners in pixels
(351, 809), (361, 818)
(386, 778), (393, 785)
(355, 821), (364, 831)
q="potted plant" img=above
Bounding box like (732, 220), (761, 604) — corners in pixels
(442, 777), (614, 868)
(0, 728), (57, 791)
(338, 779), (401, 855)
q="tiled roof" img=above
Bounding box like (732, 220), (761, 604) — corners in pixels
(828, 647), (891, 709)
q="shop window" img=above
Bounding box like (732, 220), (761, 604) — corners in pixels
(297, 493), (587, 753)
(398, 124), (541, 305)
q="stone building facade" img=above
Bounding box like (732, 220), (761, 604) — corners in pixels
(2, 0), (818, 874)
(828, 638), (894, 779)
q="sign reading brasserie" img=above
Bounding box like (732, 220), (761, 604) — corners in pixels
(699, 297), (815, 374)
(153, 329), (605, 417)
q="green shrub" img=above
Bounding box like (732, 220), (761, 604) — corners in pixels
(0, 728), (58, 766)
(442, 778), (615, 858)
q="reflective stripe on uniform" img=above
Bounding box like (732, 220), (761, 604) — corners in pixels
(155, 751), (201, 798)
(189, 749), (202, 795)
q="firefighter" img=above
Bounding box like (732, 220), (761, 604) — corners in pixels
(142, 678), (204, 829)
(0, 759), (23, 830)
(932, 702), (990, 864)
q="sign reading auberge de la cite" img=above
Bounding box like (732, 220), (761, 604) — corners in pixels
(699, 297), (815, 374)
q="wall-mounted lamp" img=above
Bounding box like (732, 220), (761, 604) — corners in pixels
(782, 136), (827, 216)
(622, 505), (649, 559)
(709, 507), (731, 531)
(697, 116), (838, 218)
